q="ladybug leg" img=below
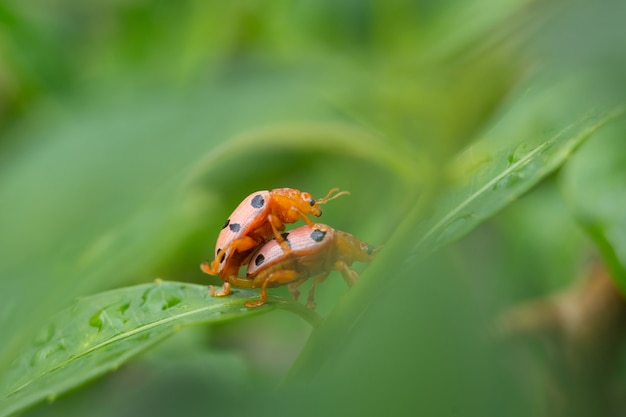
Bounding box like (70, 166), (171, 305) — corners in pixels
(209, 282), (231, 297)
(296, 209), (316, 227)
(200, 259), (214, 275)
(284, 205), (315, 227)
(245, 270), (301, 308)
(287, 283), (300, 302)
(267, 214), (292, 255)
(228, 236), (260, 252)
(306, 272), (330, 310)
(287, 279), (308, 302)
(204, 236), (260, 274)
(334, 261), (360, 286)
(208, 274), (257, 298)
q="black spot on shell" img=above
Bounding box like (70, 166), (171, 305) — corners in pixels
(280, 232), (292, 248)
(251, 194), (265, 209)
(229, 223), (241, 232)
(310, 229), (327, 243)
(216, 248), (222, 255)
(254, 254), (265, 266)
(222, 219), (230, 229)
(219, 251), (226, 264)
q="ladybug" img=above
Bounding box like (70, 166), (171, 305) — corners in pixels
(200, 188), (349, 296)
(210, 223), (379, 308)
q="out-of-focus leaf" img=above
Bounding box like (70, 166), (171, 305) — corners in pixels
(281, 249), (526, 417)
(282, 86), (617, 417)
(561, 120), (626, 284)
(0, 281), (316, 417)
(184, 122), (420, 188)
(289, 78), (623, 381)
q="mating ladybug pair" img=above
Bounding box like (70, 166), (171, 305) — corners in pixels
(200, 188), (379, 308)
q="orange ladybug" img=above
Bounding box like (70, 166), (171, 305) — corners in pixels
(200, 188), (348, 296)
(211, 223), (379, 308)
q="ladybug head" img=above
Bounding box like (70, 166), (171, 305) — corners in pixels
(298, 191), (319, 215)
(336, 230), (381, 263)
(356, 241), (381, 262)
(272, 187), (349, 219)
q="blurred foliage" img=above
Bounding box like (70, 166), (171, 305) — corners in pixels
(0, 0), (625, 416)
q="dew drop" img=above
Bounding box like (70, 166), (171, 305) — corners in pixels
(29, 351), (43, 367)
(507, 143), (531, 165)
(30, 342), (67, 367)
(491, 172), (522, 191)
(89, 310), (104, 332)
(137, 333), (151, 342)
(140, 289), (151, 307)
(162, 296), (182, 310)
(33, 324), (56, 346)
(118, 303), (130, 314)
(140, 285), (186, 314)
(49, 342), (67, 359)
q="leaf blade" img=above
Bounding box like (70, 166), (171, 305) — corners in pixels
(0, 281), (314, 417)
(413, 107), (623, 256)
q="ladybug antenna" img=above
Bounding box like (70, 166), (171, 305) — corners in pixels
(316, 187), (350, 205)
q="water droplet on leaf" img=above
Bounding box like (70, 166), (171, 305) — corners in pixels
(89, 310), (104, 332)
(507, 143), (531, 165)
(162, 296), (182, 310)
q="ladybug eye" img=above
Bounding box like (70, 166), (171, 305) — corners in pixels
(363, 243), (374, 255)
(301, 192), (315, 206)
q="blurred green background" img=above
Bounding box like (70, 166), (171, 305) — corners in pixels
(1, 0), (626, 416)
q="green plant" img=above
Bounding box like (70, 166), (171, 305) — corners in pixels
(1, 1), (625, 416)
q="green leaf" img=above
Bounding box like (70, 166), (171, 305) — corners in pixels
(412, 107), (623, 257)
(0, 281), (318, 417)
(561, 118), (626, 284)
